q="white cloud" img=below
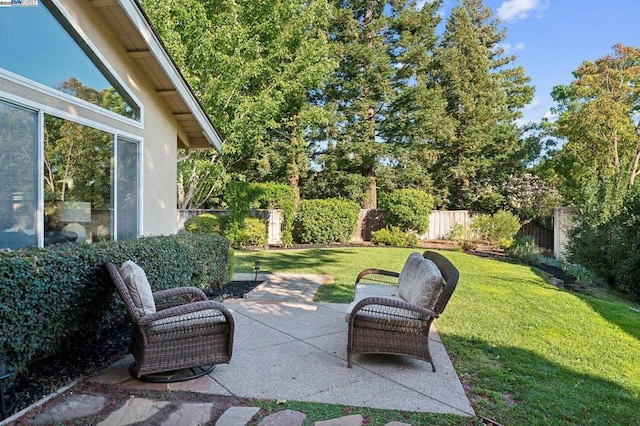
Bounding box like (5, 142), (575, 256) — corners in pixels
(543, 110), (558, 122)
(498, 42), (526, 55)
(497, 0), (547, 22)
(524, 98), (541, 111)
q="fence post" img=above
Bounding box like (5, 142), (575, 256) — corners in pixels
(554, 207), (577, 261)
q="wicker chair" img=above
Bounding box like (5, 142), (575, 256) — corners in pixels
(105, 262), (234, 382)
(346, 251), (459, 371)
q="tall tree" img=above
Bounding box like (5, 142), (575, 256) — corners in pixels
(314, 1), (446, 208)
(141, 0), (336, 204)
(433, 0), (533, 208)
(551, 43), (640, 213)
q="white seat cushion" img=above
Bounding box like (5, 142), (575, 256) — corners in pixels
(120, 261), (156, 316)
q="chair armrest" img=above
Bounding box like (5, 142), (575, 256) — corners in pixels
(153, 286), (208, 310)
(355, 269), (400, 287)
(138, 300), (233, 326)
(350, 296), (438, 321)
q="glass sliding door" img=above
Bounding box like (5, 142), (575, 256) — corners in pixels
(116, 137), (139, 240)
(0, 100), (38, 249)
(43, 115), (113, 245)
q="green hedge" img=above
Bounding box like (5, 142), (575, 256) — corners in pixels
(0, 234), (229, 385)
(293, 198), (360, 244)
(184, 213), (223, 235)
(379, 189), (434, 233)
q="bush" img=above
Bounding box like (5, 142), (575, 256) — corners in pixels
(224, 181), (296, 245)
(293, 198), (360, 244)
(0, 234), (230, 385)
(371, 226), (419, 247)
(227, 217), (267, 247)
(471, 210), (521, 245)
(379, 189), (434, 233)
(184, 213), (223, 234)
(506, 235), (543, 265)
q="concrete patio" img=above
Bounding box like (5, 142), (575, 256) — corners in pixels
(9, 274), (475, 425)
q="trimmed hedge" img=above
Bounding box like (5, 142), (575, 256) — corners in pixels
(184, 213), (223, 235)
(0, 234), (229, 385)
(293, 198), (360, 244)
(379, 189), (434, 233)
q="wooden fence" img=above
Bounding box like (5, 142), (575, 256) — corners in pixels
(178, 208), (563, 254)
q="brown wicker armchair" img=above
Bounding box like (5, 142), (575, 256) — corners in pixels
(346, 251), (459, 371)
(105, 262), (234, 382)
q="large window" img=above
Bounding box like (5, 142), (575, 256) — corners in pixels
(0, 100), (38, 249)
(0, 0), (140, 120)
(43, 115), (114, 245)
(0, 98), (140, 250)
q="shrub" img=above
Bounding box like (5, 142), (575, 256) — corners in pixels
(371, 226), (419, 247)
(293, 198), (360, 244)
(506, 235), (543, 265)
(228, 217), (267, 247)
(224, 181), (296, 245)
(471, 210), (521, 245)
(0, 234), (230, 385)
(379, 189), (434, 233)
(184, 213), (223, 234)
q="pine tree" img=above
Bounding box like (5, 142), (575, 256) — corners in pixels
(314, 1), (446, 208)
(433, 0), (533, 209)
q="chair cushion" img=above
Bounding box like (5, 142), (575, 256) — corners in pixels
(120, 261), (156, 316)
(398, 252), (443, 310)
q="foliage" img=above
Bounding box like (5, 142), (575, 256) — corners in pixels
(177, 149), (228, 209)
(379, 189), (434, 233)
(223, 181), (296, 246)
(252, 182), (296, 246)
(432, 0), (534, 208)
(499, 173), (563, 223)
(312, 0), (448, 209)
(184, 213), (223, 235)
(471, 210), (521, 245)
(568, 188), (640, 300)
(551, 44), (640, 203)
(506, 235), (543, 265)
(371, 226), (418, 248)
(142, 0), (336, 197)
(0, 234), (230, 385)
(226, 217), (268, 248)
(293, 198), (360, 244)
(300, 170), (367, 205)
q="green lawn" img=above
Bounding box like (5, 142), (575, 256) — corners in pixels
(234, 247), (640, 425)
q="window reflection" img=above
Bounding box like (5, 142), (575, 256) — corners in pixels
(0, 100), (38, 249)
(0, 0), (140, 120)
(44, 115), (113, 245)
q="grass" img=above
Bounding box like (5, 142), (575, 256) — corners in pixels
(234, 247), (640, 425)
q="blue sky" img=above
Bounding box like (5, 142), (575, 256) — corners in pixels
(434, 0), (640, 125)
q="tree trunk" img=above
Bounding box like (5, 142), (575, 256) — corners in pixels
(363, 171), (377, 209)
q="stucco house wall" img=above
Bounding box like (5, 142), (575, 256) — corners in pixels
(0, 0), (221, 244)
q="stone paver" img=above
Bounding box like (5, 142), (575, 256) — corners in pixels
(97, 398), (169, 426)
(161, 402), (214, 426)
(28, 394), (107, 425)
(215, 406), (260, 426)
(258, 409), (306, 426)
(314, 414), (364, 425)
